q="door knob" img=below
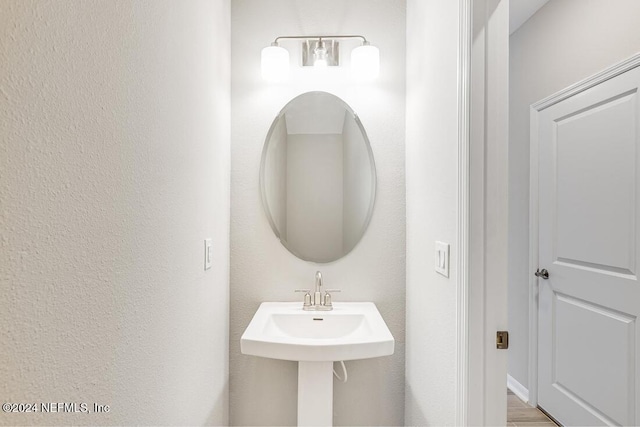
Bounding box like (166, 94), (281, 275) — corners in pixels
(535, 268), (549, 279)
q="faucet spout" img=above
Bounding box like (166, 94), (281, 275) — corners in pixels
(298, 271), (336, 311)
(315, 271), (323, 293)
(313, 271), (323, 307)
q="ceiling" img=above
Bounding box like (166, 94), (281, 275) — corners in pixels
(510, 0), (551, 34)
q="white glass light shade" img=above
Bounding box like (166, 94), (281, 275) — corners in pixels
(261, 45), (289, 82)
(351, 44), (380, 81)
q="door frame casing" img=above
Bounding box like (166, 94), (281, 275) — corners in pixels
(456, 0), (471, 424)
(462, 0), (510, 425)
(527, 51), (640, 408)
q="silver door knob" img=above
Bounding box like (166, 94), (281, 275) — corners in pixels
(535, 268), (549, 279)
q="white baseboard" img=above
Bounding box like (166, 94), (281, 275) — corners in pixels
(507, 374), (530, 404)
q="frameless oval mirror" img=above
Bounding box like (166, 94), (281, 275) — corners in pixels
(260, 91), (376, 263)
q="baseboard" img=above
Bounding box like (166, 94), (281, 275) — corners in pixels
(507, 374), (530, 404)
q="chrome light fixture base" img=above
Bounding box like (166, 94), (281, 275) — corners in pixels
(302, 39), (339, 66)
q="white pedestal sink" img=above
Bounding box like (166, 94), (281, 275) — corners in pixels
(241, 302), (394, 426)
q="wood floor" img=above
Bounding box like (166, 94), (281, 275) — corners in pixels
(507, 389), (558, 426)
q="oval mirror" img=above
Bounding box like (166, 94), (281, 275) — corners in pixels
(260, 91), (377, 263)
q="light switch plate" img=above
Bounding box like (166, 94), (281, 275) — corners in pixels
(204, 239), (212, 270)
(435, 241), (449, 278)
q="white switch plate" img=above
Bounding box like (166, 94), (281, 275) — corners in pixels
(204, 239), (212, 270)
(435, 241), (449, 278)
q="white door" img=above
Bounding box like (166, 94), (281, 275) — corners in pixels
(537, 65), (640, 426)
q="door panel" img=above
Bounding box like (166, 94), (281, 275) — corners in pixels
(555, 92), (637, 274)
(554, 293), (635, 425)
(538, 66), (640, 426)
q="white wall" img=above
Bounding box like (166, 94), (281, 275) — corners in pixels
(0, 1), (230, 425)
(509, 0), (640, 390)
(405, 0), (460, 425)
(230, 0), (406, 425)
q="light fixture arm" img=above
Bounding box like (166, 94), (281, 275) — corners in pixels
(272, 35), (368, 45)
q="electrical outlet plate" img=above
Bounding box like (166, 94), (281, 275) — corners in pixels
(204, 239), (212, 270)
(435, 241), (449, 277)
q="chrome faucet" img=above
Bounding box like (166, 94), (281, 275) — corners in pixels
(314, 271), (323, 308)
(295, 271), (340, 311)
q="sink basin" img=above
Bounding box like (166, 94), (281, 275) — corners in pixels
(241, 302), (394, 362)
(241, 301), (394, 426)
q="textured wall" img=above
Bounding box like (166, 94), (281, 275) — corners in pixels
(405, 0), (460, 425)
(0, 1), (230, 425)
(509, 0), (640, 390)
(230, 0), (406, 425)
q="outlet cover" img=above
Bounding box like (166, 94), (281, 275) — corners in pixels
(435, 241), (449, 278)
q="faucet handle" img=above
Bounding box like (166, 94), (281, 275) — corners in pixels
(323, 289), (341, 308)
(294, 289), (312, 307)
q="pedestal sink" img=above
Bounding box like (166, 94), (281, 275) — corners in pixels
(241, 302), (394, 426)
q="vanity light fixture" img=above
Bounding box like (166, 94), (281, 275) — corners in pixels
(260, 35), (380, 82)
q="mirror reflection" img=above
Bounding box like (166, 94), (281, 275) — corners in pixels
(260, 92), (376, 263)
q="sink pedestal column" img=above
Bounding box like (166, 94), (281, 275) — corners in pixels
(297, 361), (333, 426)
